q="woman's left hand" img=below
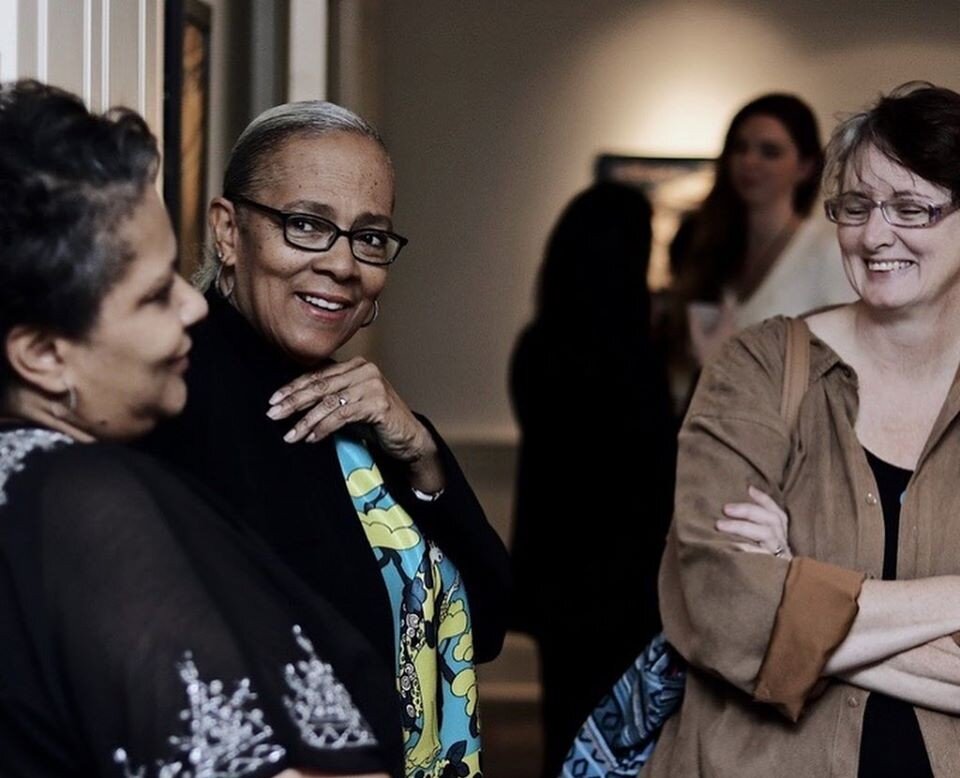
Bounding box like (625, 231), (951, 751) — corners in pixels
(716, 485), (793, 560)
(266, 357), (445, 492)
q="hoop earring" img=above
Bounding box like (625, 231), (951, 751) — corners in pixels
(214, 251), (235, 299)
(361, 299), (379, 328)
(52, 380), (78, 419)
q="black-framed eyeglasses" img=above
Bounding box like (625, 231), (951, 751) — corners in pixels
(227, 194), (408, 265)
(824, 193), (960, 229)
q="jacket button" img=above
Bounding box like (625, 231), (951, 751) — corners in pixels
(847, 696), (859, 708)
(865, 492), (878, 506)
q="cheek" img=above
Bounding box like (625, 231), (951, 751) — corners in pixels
(836, 227), (861, 257)
(360, 267), (389, 299)
(237, 232), (294, 284)
(772, 159), (800, 181)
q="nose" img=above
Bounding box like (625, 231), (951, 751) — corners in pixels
(309, 233), (359, 280)
(860, 204), (896, 251)
(177, 275), (208, 326)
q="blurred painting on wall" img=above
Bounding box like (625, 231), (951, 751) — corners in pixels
(595, 155), (714, 291)
(164, 0), (212, 281)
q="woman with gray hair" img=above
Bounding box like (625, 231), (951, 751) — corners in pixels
(142, 100), (510, 778)
(642, 83), (960, 777)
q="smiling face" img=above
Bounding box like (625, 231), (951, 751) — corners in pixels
(220, 131), (395, 365)
(838, 143), (960, 313)
(727, 114), (812, 211)
(65, 187), (208, 439)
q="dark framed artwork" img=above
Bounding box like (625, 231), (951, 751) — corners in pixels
(164, 0), (212, 280)
(595, 155), (714, 290)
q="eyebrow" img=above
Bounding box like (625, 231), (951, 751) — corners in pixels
(284, 200), (393, 229)
(845, 187), (931, 199)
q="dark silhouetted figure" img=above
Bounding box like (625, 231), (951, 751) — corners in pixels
(509, 182), (677, 778)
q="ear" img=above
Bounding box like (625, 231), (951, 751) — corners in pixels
(5, 325), (73, 395)
(209, 196), (240, 269)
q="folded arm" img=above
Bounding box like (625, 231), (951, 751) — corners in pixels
(660, 324), (850, 711)
(823, 577), (960, 675)
(720, 489), (960, 711)
(839, 635), (960, 715)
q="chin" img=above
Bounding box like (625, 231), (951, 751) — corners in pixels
(282, 336), (344, 366)
(162, 389), (189, 417)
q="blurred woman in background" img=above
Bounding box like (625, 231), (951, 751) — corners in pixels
(668, 93), (853, 387)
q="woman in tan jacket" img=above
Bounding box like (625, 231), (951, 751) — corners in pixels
(647, 83), (960, 777)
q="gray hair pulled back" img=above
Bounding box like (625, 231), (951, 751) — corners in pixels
(222, 100), (387, 199)
(196, 100), (388, 288)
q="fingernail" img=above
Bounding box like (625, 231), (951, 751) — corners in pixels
(305, 432), (317, 443)
(269, 391), (283, 404)
(266, 405), (282, 419)
(283, 429), (297, 443)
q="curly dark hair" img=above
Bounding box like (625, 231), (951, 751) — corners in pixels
(0, 79), (159, 391)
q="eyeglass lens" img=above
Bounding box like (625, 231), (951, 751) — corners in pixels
(828, 195), (938, 227)
(284, 214), (399, 264)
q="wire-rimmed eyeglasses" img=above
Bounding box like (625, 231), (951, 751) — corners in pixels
(824, 193), (960, 229)
(227, 194), (408, 265)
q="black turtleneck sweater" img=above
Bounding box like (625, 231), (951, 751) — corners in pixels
(140, 292), (511, 773)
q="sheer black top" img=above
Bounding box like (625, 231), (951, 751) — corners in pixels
(0, 425), (402, 777)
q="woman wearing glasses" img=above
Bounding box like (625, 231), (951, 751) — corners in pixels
(645, 84), (960, 777)
(142, 101), (510, 778)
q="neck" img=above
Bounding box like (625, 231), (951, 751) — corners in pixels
(3, 387), (95, 442)
(851, 295), (960, 378)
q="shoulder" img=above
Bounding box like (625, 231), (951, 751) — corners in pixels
(714, 316), (790, 385)
(18, 441), (167, 526)
(0, 427), (73, 502)
(690, 317), (790, 420)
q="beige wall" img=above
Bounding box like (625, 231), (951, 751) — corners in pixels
(370, 0), (960, 444)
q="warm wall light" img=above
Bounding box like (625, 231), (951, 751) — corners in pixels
(571, 1), (801, 157)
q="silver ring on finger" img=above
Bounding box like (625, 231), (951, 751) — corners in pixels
(773, 544), (785, 558)
(337, 394), (349, 407)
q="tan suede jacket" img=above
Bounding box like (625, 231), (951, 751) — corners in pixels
(645, 316), (960, 778)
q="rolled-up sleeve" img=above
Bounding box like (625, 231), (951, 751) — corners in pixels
(659, 319), (862, 720)
(753, 557), (864, 720)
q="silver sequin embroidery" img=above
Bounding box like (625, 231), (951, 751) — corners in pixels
(114, 653), (286, 778)
(283, 625), (378, 749)
(114, 626), (376, 777)
(0, 428), (72, 506)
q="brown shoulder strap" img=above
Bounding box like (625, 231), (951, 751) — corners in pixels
(780, 317), (811, 428)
